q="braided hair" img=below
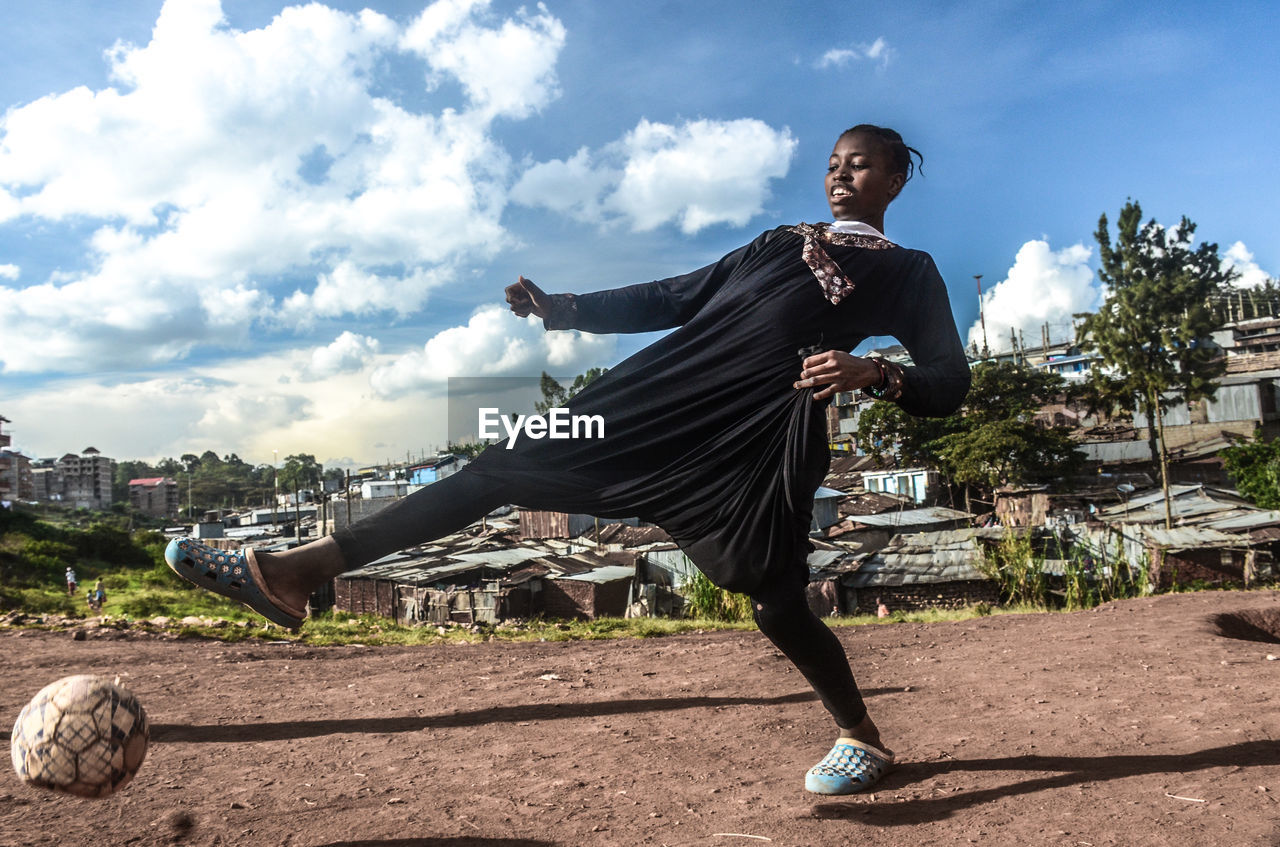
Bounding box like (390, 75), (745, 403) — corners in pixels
(840, 125), (924, 185)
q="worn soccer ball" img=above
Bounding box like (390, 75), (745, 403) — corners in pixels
(11, 674), (149, 798)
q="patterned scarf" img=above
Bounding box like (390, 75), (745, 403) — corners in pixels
(785, 221), (895, 305)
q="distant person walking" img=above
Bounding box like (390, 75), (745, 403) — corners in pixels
(168, 124), (971, 796)
(65, 567), (77, 597)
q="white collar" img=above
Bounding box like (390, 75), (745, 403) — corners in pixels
(828, 220), (886, 239)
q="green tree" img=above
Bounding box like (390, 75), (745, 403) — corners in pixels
(856, 360), (1082, 508)
(280, 454), (322, 502)
(533, 367), (608, 415)
(855, 398), (954, 469)
(444, 440), (491, 458)
(1075, 200), (1234, 527)
(534, 372), (568, 415)
(156, 457), (183, 476)
(1221, 432), (1280, 509)
(930, 361), (1082, 497)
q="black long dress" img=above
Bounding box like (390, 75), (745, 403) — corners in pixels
(463, 223), (971, 594)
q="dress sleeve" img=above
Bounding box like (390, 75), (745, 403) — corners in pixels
(545, 233), (767, 334)
(888, 252), (972, 417)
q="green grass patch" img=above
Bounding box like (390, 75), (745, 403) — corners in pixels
(11, 590), (1274, 646)
(73, 602), (1049, 647)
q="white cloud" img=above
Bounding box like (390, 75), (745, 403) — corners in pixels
(280, 261), (453, 327)
(370, 305), (614, 396)
(509, 147), (616, 221)
(1222, 241), (1274, 289)
(401, 0), (566, 121)
(0, 0), (565, 374)
(302, 331), (381, 381)
(2, 375), (306, 462)
(817, 37), (893, 70)
(511, 118), (796, 234)
(2, 347), (441, 464)
(0, 264), (18, 280)
(968, 240), (1098, 353)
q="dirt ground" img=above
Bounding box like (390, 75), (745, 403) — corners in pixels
(1, 590), (1278, 847)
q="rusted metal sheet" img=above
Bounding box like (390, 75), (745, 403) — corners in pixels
(519, 509), (570, 539)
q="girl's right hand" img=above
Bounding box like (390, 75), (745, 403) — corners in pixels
(505, 275), (550, 319)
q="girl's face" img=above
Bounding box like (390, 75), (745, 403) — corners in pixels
(825, 132), (905, 224)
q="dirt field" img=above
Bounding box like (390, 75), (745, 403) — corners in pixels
(2, 589), (1278, 847)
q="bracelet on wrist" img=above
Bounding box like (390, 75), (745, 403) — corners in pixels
(862, 358), (904, 401)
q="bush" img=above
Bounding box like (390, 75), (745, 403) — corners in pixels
(75, 523), (151, 567)
(0, 586), (80, 616)
(116, 592), (176, 619)
(680, 569), (753, 623)
(22, 539), (78, 563)
(980, 531), (1048, 607)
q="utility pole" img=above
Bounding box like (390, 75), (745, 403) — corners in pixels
(272, 449), (279, 528)
(974, 275), (989, 358)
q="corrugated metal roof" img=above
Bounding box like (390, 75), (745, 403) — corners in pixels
(448, 548), (547, 567)
(1098, 483), (1205, 514)
(577, 523), (674, 548)
(845, 529), (993, 587)
(551, 565), (635, 584)
(338, 540), (560, 582)
(1099, 484), (1259, 526)
(806, 550), (849, 570)
(850, 506), (973, 528)
(814, 486), (846, 499)
(1135, 526), (1251, 550)
(1201, 509), (1280, 531)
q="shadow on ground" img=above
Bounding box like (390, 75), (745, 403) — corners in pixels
(809, 739), (1280, 825)
(153, 689), (898, 743)
(316, 840), (557, 847)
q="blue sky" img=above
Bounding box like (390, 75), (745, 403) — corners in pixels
(2, 0), (1277, 467)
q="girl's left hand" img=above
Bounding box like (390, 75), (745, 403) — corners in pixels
(794, 350), (880, 401)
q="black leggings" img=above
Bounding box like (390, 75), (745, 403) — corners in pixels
(332, 469), (867, 730)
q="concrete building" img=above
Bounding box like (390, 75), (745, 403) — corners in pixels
(0, 415), (34, 502)
(57, 447), (115, 510)
(31, 465), (59, 501)
(861, 467), (939, 504)
(128, 477), (179, 518)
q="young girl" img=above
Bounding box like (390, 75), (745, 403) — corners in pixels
(167, 124), (971, 795)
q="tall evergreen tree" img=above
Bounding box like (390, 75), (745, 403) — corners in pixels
(1075, 200), (1234, 527)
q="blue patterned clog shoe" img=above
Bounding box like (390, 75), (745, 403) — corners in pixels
(804, 738), (895, 795)
(164, 538), (306, 630)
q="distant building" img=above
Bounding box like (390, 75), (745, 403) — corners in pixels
(861, 467), (939, 504)
(31, 464), (60, 502)
(406, 453), (467, 485)
(129, 477), (179, 518)
(0, 415), (34, 501)
(361, 479), (413, 499)
(57, 447), (115, 510)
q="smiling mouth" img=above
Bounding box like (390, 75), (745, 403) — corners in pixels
(830, 185), (852, 198)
